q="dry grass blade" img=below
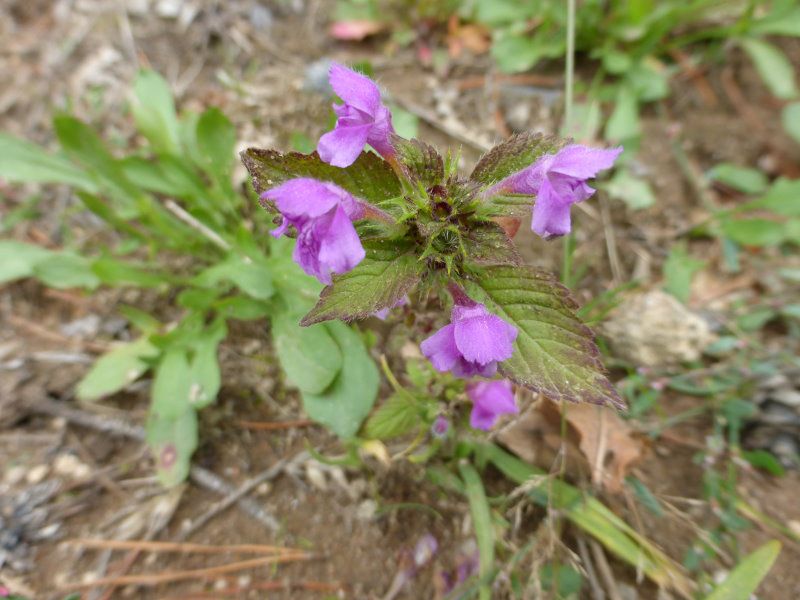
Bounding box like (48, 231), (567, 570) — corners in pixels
(59, 552), (312, 590)
(68, 538), (301, 555)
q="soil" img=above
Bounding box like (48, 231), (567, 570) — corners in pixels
(2, 1), (800, 599)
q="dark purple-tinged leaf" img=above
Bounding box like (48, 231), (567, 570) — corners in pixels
(471, 132), (565, 187)
(465, 222), (522, 266)
(465, 266), (624, 409)
(391, 135), (444, 188)
(301, 243), (423, 326)
(241, 148), (400, 204)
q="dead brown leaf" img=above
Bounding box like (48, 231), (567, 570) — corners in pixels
(498, 398), (643, 494)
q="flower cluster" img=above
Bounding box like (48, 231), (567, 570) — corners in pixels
(256, 63), (621, 432)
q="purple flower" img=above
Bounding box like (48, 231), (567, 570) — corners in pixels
(490, 144), (622, 239)
(467, 379), (518, 430)
(317, 63), (395, 167)
(420, 301), (517, 378)
(262, 178), (365, 284)
(431, 415), (449, 438)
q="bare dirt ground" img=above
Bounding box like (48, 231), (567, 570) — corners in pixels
(2, 1), (800, 599)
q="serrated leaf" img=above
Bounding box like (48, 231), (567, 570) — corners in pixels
(301, 244), (423, 326)
(466, 266), (623, 408)
(480, 193), (533, 219)
(740, 38), (798, 100)
(146, 408), (198, 487)
(704, 540), (780, 600)
(152, 349), (193, 419)
(77, 337), (159, 401)
(301, 322), (379, 439)
(364, 393), (419, 440)
(241, 148), (400, 204)
(273, 309), (342, 394)
(471, 131), (565, 187)
(0, 240), (54, 284)
(391, 136), (444, 187)
(465, 222), (522, 266)
(0, 133), (97, 191)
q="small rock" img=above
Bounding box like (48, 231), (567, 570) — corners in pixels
(602, 290), (714, 367)
(155, 0), (182, 18)
(256, 482), (272, 496)
(4, 465), (27, 486)
(249, 4), (273, 30)
(304, 58), (334, 94)
(26, 464), (49, 485)
(53, 454), (91, 480)
(356, 499), (377, 521)
(305, 462), (328, 491)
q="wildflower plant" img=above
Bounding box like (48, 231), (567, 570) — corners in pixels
(242, 63), (625, 420)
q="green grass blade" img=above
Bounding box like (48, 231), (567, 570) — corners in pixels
(481, 443), (694, 598)
(459, 462), (495, 600)
(704, 540), (781, 600)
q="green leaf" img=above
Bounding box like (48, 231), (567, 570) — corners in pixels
(196, 107), (236, 181)
(214, 296), (271, 320)
(783, 102), (800, 144)
(53, 116), (142, 217)
(33, 253), (100, 290)
(76, 337), (159, 401)
(605, 84), (641, 142)
(704, 540), (781, 600)
(0, 133), (97, 191)
(91, 256), (166, 288)
(604, 169), (656, 210)
(459, 462), (495, 600)
(752, 4), (800, 36)
(741, 449), (786, 476)
(466, 266), (623, 408)
(0, 240), (54, 284)
(464, 222), (522, 266)
(131, 70), (181, 154)
(663, 244), (704, 304)
(480, 193), (533, 219)
(145, 408), (198, 487)
(301, 245), (422, 326)
(491, 32), (560, 74)
(708, 163), (768, 194)
(483, 444), (694, 596)
(195, 254), (274, 300)
(388, 105), (419, 140)
(120, 156), (205, 198)
(390, 136), (443, 188)
(471, 132), (564, 187)
(722, 218), (786, 246)
(740, 38), (798, 100)
(187, 322), (226, 409)
(364, 393), (419, 440)
(301, 322), (379, 439)
(752, 178), (800, 216)
(151, 349), (193, 419)
(241, 148), (400, 204)
(273, 309), (342, 394)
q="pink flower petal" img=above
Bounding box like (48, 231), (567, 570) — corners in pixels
(328, 63), (382, 116)
(420, 324), (459, 372)
(549, 145), (623, 179)
(317, 122), (371, 168)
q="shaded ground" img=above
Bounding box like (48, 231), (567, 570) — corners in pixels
(2, 1), (800, 598)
